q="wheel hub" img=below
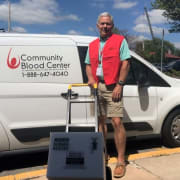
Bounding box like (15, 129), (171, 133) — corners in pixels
(171, 115), (180, 143)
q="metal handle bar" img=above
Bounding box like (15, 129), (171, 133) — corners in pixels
(68, 83), (97, 90)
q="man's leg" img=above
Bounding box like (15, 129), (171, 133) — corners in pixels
(111, 117), (126, 164)
(112, 117), (126, 178)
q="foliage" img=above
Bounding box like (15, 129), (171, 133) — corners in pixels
(112, 27), (136, 44)
(112, 26), (180, 65)
(151, 0), (180, 33)
(135, 38), (178, 64)
(165, 69), (180, 78)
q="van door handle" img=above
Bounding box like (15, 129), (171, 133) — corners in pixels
(61, 92), (79, 99)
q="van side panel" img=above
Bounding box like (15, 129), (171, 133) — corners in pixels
(0, 122), (9, 151)
(0, 35), (90, 151)
(0, 45), (82, 83)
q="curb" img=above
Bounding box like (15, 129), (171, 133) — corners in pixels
(1, 147), (180, 180)
(108, 147), (180, 163)
(0, 169), (47, 180)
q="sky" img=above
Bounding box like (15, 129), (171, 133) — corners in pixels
(0, 0), (179, 49)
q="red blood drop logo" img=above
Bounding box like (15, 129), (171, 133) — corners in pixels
(11, 58), (17, 66)
(7, 48), (20, 69)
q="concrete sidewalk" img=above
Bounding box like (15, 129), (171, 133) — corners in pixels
(110, 153), (180, 180)
(1, 147), (180, 180)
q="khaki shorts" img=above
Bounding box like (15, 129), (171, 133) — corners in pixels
(98, 82), (124, 118)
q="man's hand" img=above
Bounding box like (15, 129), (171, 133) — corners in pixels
(88, 78), (96, 87)
(112, 84), (123, 102)
(112, 60), (129, 102)
(86, 64), (96, 87)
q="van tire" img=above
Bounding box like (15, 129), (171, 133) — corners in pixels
(162, 109), (180, 147)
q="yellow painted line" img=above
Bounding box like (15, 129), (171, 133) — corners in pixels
(0, 169), (47, 180)
(0, 176), (14, 180)
(108, 147), (180, 164)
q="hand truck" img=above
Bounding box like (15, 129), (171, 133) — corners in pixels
(65, 83), (98, 133)
(47, 83), (106, 180)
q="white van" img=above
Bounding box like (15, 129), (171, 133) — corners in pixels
(0, 33), (180, 156)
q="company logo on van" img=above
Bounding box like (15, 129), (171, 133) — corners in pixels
(7, 48), (20, 69)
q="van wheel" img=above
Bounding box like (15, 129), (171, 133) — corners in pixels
(162, 109), (180, 147)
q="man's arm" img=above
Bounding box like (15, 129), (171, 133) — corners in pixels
(86, 64), (96, 86)
(118, 60), (130, 82)
(112, 60), (130, 101)
(85, 47), (96, 86)
(112, 38), (131, 101)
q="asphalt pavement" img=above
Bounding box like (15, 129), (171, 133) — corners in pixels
(1, 147), (180, 180)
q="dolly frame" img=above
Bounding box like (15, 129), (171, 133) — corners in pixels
(65, 83), (98, 133)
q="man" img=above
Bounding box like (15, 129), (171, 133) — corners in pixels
(85, 12), (130, 178)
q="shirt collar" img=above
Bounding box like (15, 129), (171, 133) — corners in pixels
(99, 33), (113, 42)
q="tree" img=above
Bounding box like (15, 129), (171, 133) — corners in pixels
(151, 0), (180, 33)
(175, 48), (180, 56)
(135, 38), (178, 64)
(112, 27), (136, 47)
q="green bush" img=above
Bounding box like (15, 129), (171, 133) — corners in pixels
(165, 70), (180, 79)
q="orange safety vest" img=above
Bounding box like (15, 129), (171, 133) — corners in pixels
(89, 34), (124, 85)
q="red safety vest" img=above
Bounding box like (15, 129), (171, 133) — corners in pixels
(89, 34), (124, 85)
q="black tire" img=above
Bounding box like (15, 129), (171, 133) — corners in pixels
(162, 109), (180, 147)
(106, 166), (112, 180)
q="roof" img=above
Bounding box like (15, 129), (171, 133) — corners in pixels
(165, 53), (180, 59)
(0, 33), (97, 46)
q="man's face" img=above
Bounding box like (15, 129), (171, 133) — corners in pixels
(97, 16), (114, 38)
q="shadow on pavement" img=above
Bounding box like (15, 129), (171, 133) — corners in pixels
(0, 151), (48, 173)
(107, 136), (163, 158)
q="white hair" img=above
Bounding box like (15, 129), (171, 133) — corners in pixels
(97, 12), (114, 25)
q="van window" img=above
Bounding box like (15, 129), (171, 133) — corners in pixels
(78, 46), (88, 83)
(126, 58), (170, 87)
